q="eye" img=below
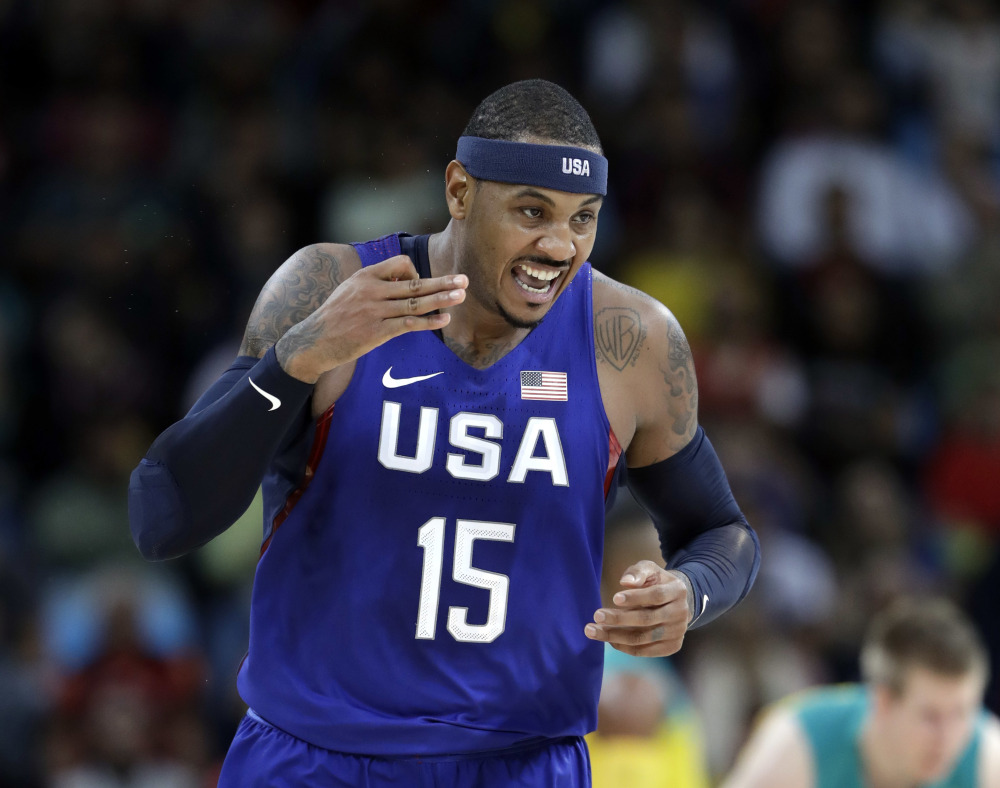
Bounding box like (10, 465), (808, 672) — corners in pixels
(574, 211), (595, 226)
(520, 206), (543, 219)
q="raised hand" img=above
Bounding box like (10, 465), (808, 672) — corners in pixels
(584, 560), (694, 657)
(276, 255), (467, 383)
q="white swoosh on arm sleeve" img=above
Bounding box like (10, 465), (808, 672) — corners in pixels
(249, 377), (281, 411)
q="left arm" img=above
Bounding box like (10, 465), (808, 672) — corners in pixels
(588, 277), (760, 656)
(979, 714), (1000, 788)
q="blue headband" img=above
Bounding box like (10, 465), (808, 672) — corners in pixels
(456, 136), (608, 196)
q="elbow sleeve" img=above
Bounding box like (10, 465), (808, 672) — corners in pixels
(667, 522), (760, 628)
(627, 426), (761, 627)
(129, 459), (188, 560)
(128, 347), (314, 560)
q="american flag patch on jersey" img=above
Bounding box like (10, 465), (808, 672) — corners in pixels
(520, 370), (568, 401)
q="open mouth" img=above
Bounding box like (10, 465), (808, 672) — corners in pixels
(512, 262), (563, 295)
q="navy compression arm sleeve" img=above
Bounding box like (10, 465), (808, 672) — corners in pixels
(128, 346), (314, 560)
(626, 426), (761, 628)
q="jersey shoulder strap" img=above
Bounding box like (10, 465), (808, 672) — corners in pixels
(793, 685), (867, 788)
(350, 233), (403, 267)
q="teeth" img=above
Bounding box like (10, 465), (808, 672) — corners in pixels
(519, 264), (561, 281)
(515, 278), (551, 294)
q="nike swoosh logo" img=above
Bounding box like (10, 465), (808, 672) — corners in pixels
(690, 593), (709, 626)
(249, 377), (281, 411)
(382, 367), (444, 388)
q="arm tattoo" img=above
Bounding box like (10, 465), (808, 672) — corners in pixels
(240, 245), (344, 357)
(662, 318), (698, 441)
(594, 307), (645, 371)
(274, 318), (328, 364)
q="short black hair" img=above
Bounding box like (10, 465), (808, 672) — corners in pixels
(463, 79), (602, 153)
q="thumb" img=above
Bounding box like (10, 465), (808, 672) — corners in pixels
(620, 560), (661, 588)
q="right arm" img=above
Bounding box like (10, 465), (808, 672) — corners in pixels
(128, 242), (466, 560)
(719, 707), (813, 788)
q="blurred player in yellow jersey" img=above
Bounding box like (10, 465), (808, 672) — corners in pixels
(722, 597), (1000, 788)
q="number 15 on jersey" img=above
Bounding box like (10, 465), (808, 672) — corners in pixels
(415, 517), (516, 644)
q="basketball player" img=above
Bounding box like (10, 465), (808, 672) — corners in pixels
(129, 80), (760, 786)
(721, 597), (1000, 788)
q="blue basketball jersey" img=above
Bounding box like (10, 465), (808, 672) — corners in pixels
(238, 233), (617, 756)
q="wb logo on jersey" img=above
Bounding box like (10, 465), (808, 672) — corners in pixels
(561, 157), (590, 176)
(377, 402), (569, 486)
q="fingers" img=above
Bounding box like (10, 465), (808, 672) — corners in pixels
(384, 312), (453, 335)
(584, 611), (687, 656)
(584, 619), (686, 656)
(584, 561), (690, 656)
(379, 278), (466, 336)
(596, 593), (688, 628)
(618, 559), (662, 588)
(610, 640), (685, 658)
(586, 592), (688, 635)
(383, 272), (468, 299)
(371, 256), (468, 300)
(609, 581), (684, 612)
(371, 255), (421, 281)
(610, 561), (684, 612)
(281, 256), (466, 378)
(353, 257), (468, 336)
(384, 283), (466, 317)
(366, 258), (467, 318)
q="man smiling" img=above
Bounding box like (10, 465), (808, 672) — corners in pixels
(129, 79), (759, 786)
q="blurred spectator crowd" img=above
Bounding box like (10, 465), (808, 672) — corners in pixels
(1, 0), (999, 784)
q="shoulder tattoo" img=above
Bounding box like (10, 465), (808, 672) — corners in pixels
(594, 306), (645, 371)
(240, 245), (344, 357)
(662, 318), (698, 440)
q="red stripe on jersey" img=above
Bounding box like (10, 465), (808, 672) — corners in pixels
(259, 404), (335, 558)
(603, 427), (623, 499)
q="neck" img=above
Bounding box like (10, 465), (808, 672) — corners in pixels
(427, 225), (533, 368)
(427, 225), (460, 278)
(859, 717), (914, 788)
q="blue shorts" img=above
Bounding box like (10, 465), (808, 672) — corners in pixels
(218, 711), (592, 787)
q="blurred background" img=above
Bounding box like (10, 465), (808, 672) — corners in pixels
(1, 0), (999, 785)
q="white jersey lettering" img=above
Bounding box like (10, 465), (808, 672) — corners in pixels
(447, 412), (503, 481)
(378, 404), (569, 486)
(377, 401), (438, 473)
(508, 417), (569, 486)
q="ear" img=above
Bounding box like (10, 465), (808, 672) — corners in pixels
(445, 160), (472, 220)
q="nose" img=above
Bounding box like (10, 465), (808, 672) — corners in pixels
(535, 223), (576, 262)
